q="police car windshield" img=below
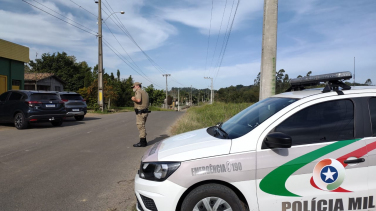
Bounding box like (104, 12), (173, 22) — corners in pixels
(221, 97), (298, 139)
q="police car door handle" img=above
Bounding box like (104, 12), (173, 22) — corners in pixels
(344, 158), (365, 164)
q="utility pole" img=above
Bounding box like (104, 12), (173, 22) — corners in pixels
(163, 74), (171, 108)
(353, 57), (355, 86)
(178, 87), (180, 111)
(35, 52), (38, 90)
(190, 85), (192, 106)
(97, 0), (104, 111)
(204, 77), (213, 104)
(259, 0), (278, 100)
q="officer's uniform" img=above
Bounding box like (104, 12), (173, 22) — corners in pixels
(134, 88), (149, 139)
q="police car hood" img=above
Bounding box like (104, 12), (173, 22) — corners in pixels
(142, 128), (232, 162)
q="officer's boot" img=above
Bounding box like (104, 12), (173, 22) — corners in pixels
(141, 138), (147, 146)
(133, 138), (147, 147)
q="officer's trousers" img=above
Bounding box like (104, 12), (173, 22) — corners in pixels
(136, 113), (148, 138)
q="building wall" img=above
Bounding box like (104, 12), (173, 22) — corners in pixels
(0, 39), (29, 63)
(37, 77), (64, 91)
(0, 57), (25, 93)
(0, 39), (29, 94)
(24, 77), (64, 91)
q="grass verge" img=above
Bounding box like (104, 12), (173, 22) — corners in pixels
(170, 102), (252, 135)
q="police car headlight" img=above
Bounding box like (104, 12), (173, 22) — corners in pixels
(139, 162), (180, 181)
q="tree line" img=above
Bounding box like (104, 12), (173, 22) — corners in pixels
(215, 69), (373, 103)
(26, 51), (167, 109)
(26, 52), (374, 107)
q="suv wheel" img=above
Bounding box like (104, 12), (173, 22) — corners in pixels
(51, 120), (63, 127)
(181, 184), (247, 211)
(74, 115), (84, 121)
(14, 113), (29, 129)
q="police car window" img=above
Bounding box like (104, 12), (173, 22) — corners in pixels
(9, 92), (23, 101)
(221, 97), (298, 139)
(274, 99), (354, 146)
(369, 98), (376, 136)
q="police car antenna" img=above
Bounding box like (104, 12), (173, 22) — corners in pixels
(286, 71), (352, 93)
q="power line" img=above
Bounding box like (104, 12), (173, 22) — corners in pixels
(214, 0), (240, 81)
(24, 0), (163, 89)
(102, 21), (156, 85)
(22, 0), (97, 36)
(102, 39), (163, 88)
(30, 0), (97, 35)
(103, 0), (188, 87)
(204, 0), (214, 76)
(67, 0), (185, 87)
(67, 0), (163, 88)
(208, 0), (228, 78)
(213, 0), (236, 75)
(100, 4), (166, 87)
(69, 0), (97, 18)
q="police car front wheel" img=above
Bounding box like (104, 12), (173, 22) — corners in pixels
(181, 183), (247, 211)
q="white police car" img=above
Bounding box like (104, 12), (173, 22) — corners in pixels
(135, 71), (376, 211)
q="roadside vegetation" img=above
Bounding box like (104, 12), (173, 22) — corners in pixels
(170, 102), (252, 135)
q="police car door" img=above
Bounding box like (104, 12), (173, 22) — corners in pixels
(367, 97), (376, 211)
(256, 98), (370, 211)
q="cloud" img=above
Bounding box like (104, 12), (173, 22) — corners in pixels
(1, 0), (177, 69)
(157, 0), (263, 35)
(1, 0), (374, 90)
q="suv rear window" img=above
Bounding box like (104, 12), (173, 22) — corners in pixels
(60, 94), (83, 100)
(30, 93), (60, 101)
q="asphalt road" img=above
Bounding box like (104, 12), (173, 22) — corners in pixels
(0, 111), (183, 211)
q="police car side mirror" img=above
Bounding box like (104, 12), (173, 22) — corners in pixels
(264, 132), (292, 149)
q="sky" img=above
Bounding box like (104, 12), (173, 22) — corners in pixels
(0, 0), (375, 90)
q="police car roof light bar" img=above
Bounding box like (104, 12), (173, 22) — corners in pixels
(287, 71), (352, 93)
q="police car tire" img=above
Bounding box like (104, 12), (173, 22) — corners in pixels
(181, 183), (247, 211)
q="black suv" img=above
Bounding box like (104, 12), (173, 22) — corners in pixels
(58, 92), (87, 121)
(0, 90), (67, 129)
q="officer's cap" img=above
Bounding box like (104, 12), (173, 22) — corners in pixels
(131, 82), (142, 88)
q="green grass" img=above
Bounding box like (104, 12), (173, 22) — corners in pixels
(170, 102), (252, 135)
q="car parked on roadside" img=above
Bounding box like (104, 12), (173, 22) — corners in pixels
(58, 92), (87, 121)
(135, 71), (376, 211)
(0, 90), (66, 129)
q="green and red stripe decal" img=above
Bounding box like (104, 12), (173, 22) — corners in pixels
(259, 139), (361, 197)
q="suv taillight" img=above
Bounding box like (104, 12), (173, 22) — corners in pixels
(27, 101), (42, 107)
(62, 99), (68, 102)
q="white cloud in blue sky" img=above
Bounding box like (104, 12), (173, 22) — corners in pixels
(1, 0), (375, 90)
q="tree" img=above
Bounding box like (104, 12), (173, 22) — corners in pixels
(276, 69), (285, 94)
(117, 69), (120, 81)
(28, 52), (91, 91)
(306, 71), (312, 77)
(254, 72), (261, 86)
(145, 84), (165, 107)
(110, 72), (115, 81)
(365, 79), (373, 86)
(78, 78), (118, 109)
(84, 71), (93, 88)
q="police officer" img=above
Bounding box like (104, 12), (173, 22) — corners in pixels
(131, 82), (150, 147)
